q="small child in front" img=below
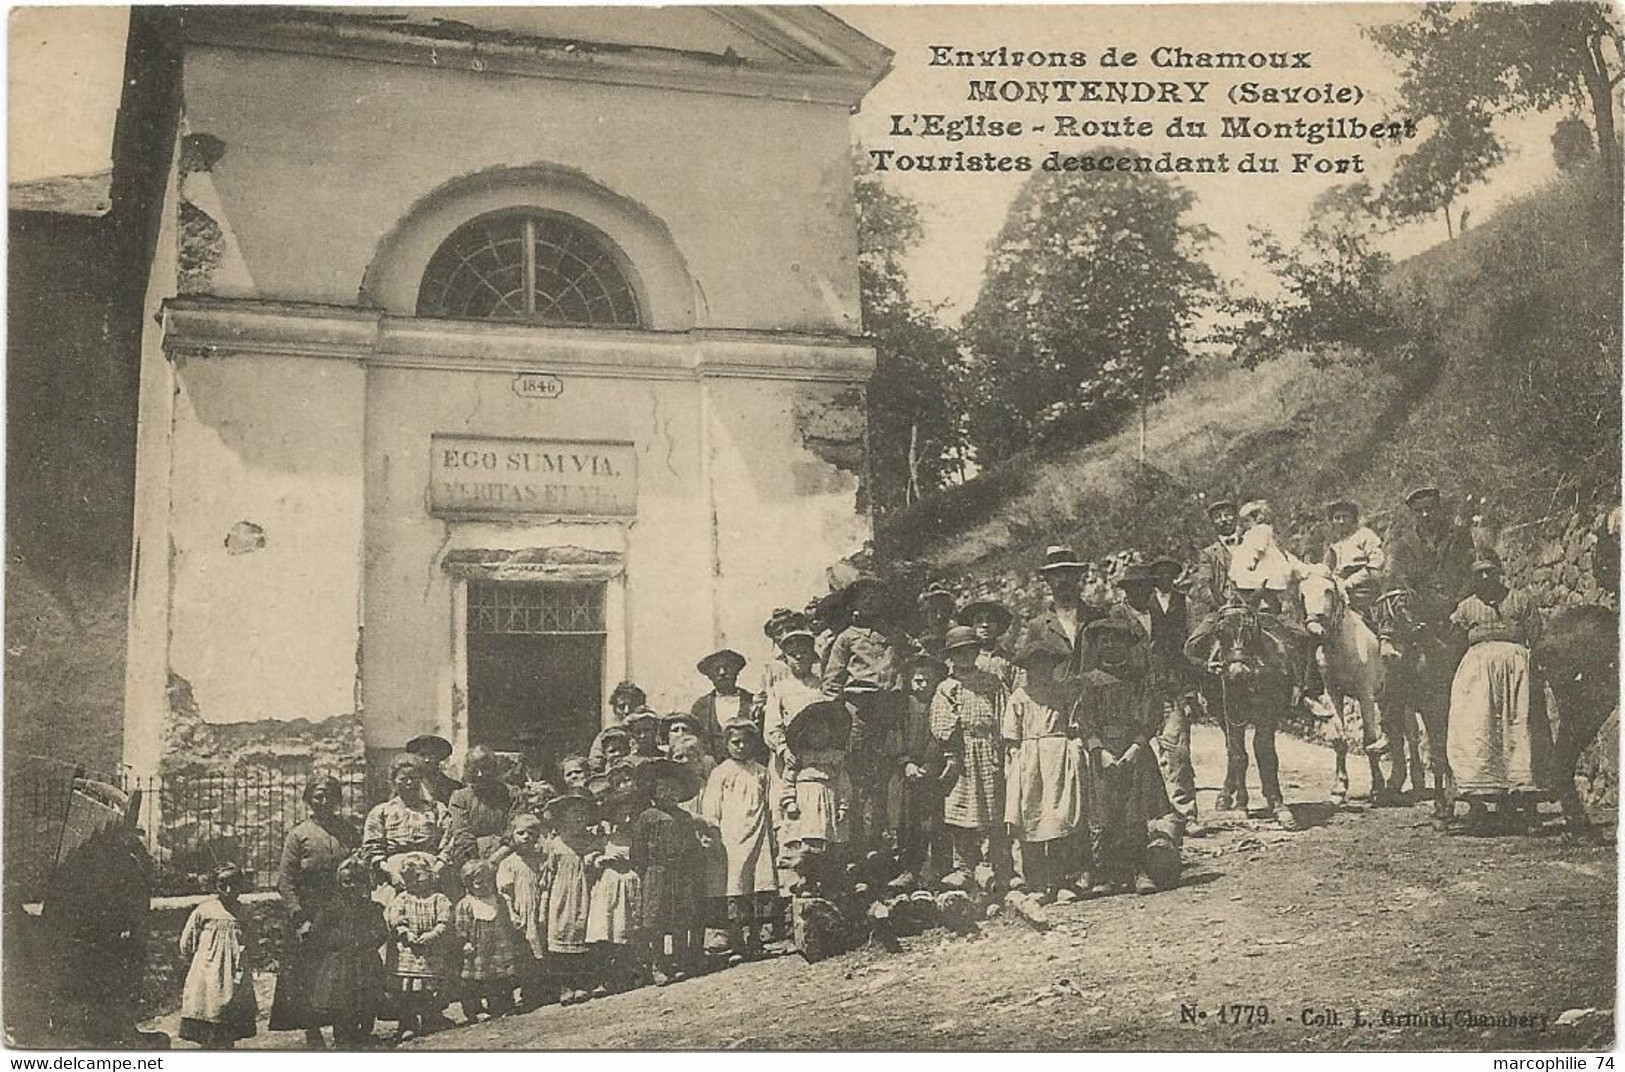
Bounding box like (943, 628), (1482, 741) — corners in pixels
(307, 854), (389, 1047)
(633, 759), (704, 985)
(496, 812), (548, 1009)
(586, 787), (645, 995)
(540, 792), (598, 1006)
(455, 859), (523, 1020)
(178, 864), (258, 1049)
(384, 852), (452, 1040)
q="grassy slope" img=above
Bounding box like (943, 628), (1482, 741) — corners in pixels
(880, 166), (1621, 605)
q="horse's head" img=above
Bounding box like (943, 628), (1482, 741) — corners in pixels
(1295, 564), (1342, 637)
(1372, 587), (1421, 660)
(1212, 604), (1265, 682)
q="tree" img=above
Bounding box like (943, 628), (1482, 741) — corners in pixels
(1376, 112), (1504, 238)
(1367, 3), (1623, 227)
(853, 162), (966, 515)
(1552, 115), (1597, 171)
(959, 155), (1214, 466)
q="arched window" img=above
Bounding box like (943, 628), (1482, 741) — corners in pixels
(416, 211), (641, 327)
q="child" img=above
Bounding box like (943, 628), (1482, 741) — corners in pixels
(665, 714), (717, 809)
(539, 791), (597, 1005)
(384, 852), (452, 1040)
(1229, 499), (1304, 613)
(624, 711), (665, 764)
(1003, 634), (1087, 903)
(958, 599), (1018, 689)
(495, 813), (547, 1010)
(596, 728), (633, 772)
(306, 854), (389, 1048)
(558, 754), (591, 795)
(697, 719), (780, 963)
(1078, 618), (1175, 896)
(891, 654), (950, 889)
(931, 626), (1008, 892)
(782, 699), (855, 868)
(586, 786), (645, 995)
(179, 864), (258, 1049)
(455, 859), (522, 1021)
(633, 759), (705, 986)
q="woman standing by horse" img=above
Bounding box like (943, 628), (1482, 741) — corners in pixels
(1445, 549), (1549, 834)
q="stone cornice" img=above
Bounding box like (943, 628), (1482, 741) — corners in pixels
(161, 298), (875, 383)
(181, 6), (890, 108)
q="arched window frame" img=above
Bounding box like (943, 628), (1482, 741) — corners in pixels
(416, 209), (643, 328)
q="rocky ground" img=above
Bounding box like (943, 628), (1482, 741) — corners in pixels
(155, 725), (1617, 1052)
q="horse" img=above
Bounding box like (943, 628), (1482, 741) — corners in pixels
(1371, 586), (1456, 816)
(1297, 567), (1399, 806)
(1185, 600), (1301, 830)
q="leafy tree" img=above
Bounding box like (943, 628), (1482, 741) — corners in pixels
(1367, 3), (1623, 224)
(854, 162), (965, 514)
(1552, 115), (1597, 171)
(1376, 112), (1504, 238)
(960, 155), (1214, 466)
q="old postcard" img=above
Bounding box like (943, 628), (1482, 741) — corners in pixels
(5, 2), (1619, 1054)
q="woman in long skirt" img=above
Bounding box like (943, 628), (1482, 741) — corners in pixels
(1445, 548), (1548, 833)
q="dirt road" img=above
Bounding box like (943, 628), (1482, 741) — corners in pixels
(408, 725), (1616, 1052)
(156, 724), (1613, 1051)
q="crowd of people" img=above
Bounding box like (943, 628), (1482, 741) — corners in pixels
(173, 482), (1569, 1049)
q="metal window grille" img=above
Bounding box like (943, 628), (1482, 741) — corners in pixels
(417, 212), (641, 327)
(469, 581), (606, 636)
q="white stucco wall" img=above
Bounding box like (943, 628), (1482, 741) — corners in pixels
(180, 44), (862, 333)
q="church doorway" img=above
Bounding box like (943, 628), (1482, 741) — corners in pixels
(465, 580), (605, 772)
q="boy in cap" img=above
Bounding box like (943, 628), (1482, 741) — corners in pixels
(1324, 499), (1388, 641)
(958, 598), (1019, 689)
(890, 653), (950, 888)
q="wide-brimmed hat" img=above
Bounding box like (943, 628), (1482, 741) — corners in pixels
(1325, 499), (1361, 520)
(1238, 500), (1270, 521)
(1118, 563), (1155, 588)
(661, 711), (700, 735)
(1037, 545), (1088, 573)
(542, 790), (598, 822)
(1014, 629), (1074, 668)
(720, 716), (763, 744)
(1470, 548), (1504, 573)
(956, 599), (1014, 633)
(1083, 617), (1137, 643)
(636, 757), (703, 801)
(764, 607), (814, 645)
(1148, 556), (1183, 578)
(1205, 498), (1238, 518)
(906, 651), (949, 678)
(622, 710), (662, 731)
(784, 699), (852, 756)
(1404, 484), (1441, 506)
(697, 649), (747, 678)
(404, 734), (454, 762)
(596, 724), (632, 748)
(916, 581), (957, 608)
(942, 624), (980, 653)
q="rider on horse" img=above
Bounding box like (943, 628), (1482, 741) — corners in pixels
(1323, 499), (1391, 652)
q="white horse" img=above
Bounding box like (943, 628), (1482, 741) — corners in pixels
(1296, 564), (1397, 805)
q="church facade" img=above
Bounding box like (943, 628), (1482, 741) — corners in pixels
(121, 7), (892, 781)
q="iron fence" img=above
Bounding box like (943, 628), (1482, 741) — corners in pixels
(5, 766), (378, 901)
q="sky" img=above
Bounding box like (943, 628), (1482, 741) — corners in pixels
(832, 4), (1573, 320)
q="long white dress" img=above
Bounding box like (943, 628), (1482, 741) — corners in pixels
(1002, 685), (1086, 843)
(179, 898), (256, 1037)
(698, 758), (779, 897)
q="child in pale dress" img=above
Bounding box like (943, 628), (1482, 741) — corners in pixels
(454, 859), (523, 1021)
(496, 813), (547, 1009)
(540, 792), (597, 1005)
(698, 719), (780, 963)
(178, 864), (258, 1049)
(384, 852), (452, 1040)
(782, 699), (854, 868)
(586, 786), (645, 994)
